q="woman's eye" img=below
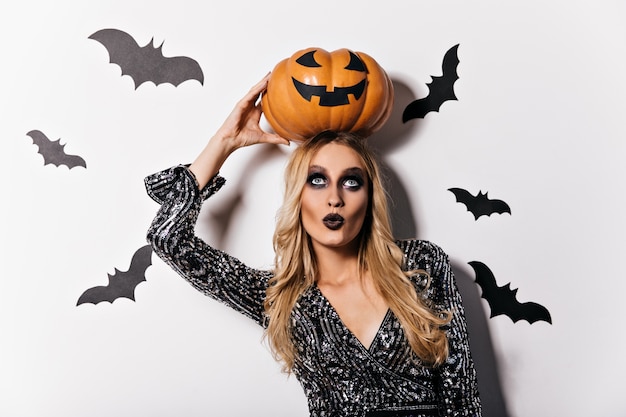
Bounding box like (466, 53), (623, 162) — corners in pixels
(307, 174), (327, 187)
(343, 177), (363, 189)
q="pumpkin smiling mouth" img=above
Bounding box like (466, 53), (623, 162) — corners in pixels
(292, 77), (366, 107)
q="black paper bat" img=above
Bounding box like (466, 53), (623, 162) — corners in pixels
(469, 261), (552, 324)
(402, 44), (460, 122)
(26, 130), (86, 169)
(89, 28), (204, 89)
(448, 187), (511, 220)
(77, 245), (153, 305)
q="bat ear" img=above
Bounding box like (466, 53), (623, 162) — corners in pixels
(151, 38), (165, 50)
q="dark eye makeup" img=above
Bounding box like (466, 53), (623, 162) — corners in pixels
(306, 172), (328, 188)
(341, 175), (364, 190)
(305, 168), (365, 191)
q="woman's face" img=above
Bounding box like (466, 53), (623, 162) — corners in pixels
(300, 142), (369, 254)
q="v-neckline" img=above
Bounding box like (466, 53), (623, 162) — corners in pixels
(313, 284), (391, 352)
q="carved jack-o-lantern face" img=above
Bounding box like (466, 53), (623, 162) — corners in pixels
(261, 47), (393, 141)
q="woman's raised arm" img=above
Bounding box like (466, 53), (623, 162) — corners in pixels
(189, 73), (289, 189)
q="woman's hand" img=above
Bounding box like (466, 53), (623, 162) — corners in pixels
(189, 73), (289, 188)
(214, 73), (289, 150)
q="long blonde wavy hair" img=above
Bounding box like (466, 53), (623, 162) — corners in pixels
(264, 131), (450, 372)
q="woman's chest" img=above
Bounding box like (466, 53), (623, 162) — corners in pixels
(290, 288), (437, 404)
(315, 278), (389, 351)
(292, 287), (430, 378)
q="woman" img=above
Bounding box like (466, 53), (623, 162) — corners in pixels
(145, 74), (482, 417)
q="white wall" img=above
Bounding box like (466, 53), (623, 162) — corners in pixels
(2, 1), (625, 416)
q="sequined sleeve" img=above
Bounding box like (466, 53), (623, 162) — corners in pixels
(144, 165), (270, 326)
(402, 240), (482, 417)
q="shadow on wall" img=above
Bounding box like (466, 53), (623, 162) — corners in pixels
(452, 261), (510, 417)
(368, 78), (424, 240)
(373, 78), (510, 417)
(205, 143), (286, 249)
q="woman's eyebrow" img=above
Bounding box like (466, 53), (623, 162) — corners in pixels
(308, 165), (327, 173)
(342, 167), (365, 177)
(307, 166), (365, 176)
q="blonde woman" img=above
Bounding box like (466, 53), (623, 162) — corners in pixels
(145, 74), (481, 417)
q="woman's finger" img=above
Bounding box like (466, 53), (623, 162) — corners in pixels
(243, 72), (271, 102)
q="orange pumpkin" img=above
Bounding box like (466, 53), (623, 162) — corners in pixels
(261, 47), (394, 141)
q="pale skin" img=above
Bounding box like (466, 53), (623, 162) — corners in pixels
(301, 143), (389, 349)
(190, 74), (388, 349)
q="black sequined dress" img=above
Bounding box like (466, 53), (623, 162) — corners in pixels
(145, 165), (482, 417)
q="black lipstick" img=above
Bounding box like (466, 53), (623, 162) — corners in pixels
(323, 213), (344, 230)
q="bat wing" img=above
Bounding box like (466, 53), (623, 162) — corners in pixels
(402, 44), (460, 122)
(469, 260), (506, 316)
(89, 28), (204, 89)
(77, 245), (153, 306)
(26, 130), (87, 169)
(516, 300), (553, 324)
(89, 29), (144, 87)
(488, 197), (512, 216)
(76, 284), (117, 305)
(156, 54), (204, 88)
(469, 261), (552, 324)
(448, 187), (482, 220)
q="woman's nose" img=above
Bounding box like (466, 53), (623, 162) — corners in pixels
(328, 193), (344, 207)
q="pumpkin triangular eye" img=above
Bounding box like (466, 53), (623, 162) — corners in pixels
(344, 51), (366, 72)
(296, 50), (322, 67)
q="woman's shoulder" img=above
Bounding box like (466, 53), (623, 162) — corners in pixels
(395, 239), (449, 270)
(396, 239), (455, 306)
